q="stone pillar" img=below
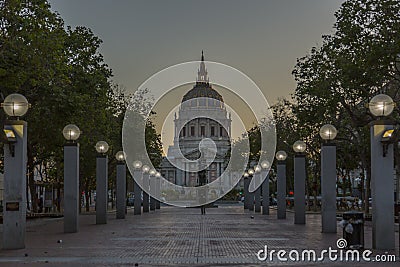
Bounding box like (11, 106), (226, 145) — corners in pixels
(262, 170), (269, 215)
(116, 163), (126, 219)
(156, 175), (161, 209)
(150, 174), (156, 211)
(96, 155), (108, 224)
(3, 121), (27, 249)
(371, 121), (395, 249)
(133, 170), (142, 215)
(244, 176), (249, 210)
(64, 143), (79, 233)
(248, 175), (254, 211)
(321, 143), (337, 233)
(142, 172), (150, 213)
(277, 162), (286, 219)
(294, 154), (306, 224)
(254, 172), (261, 213)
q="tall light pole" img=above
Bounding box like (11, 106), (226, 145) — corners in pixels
(276, 151), (287, 219)
(260, 161), (270, 215)
(95, 141), (109, 224)
(243, 172), (249, 210)
(1, 93), (29, 249)
(62, 124), (81, 233)
(248, 168), (255, 211)
(293, 140), (306, 225)
(115, 151), (126, 219)
(133, 161), (142, 215)
(369, 93), (395, 250)
(155, 171), (161, 209)
(254, 165), (262, 213)
(320, 124), (337, 233)
(142, 165), (150, 213)
(149, 169), (156, 211)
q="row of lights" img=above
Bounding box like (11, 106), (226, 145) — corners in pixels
(133, 160), (161, 177)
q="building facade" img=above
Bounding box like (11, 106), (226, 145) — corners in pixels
(160, 53), (231, 187)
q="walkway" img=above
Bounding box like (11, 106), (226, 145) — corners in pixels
(0, 205), (398, 266)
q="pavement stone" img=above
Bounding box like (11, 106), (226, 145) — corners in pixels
(0, 204), (398, 266)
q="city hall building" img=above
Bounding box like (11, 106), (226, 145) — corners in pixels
(160, 53), (231, 187)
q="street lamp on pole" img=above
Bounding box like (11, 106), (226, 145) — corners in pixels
(63, 124), (81, 233)
(1, 93), (29, 249)
(133, 160), (143, 215)
(254, 165), (262, 213)
(142, 165), (150, 213)
(260, 161), (270, 215)
(293, 140), (306, 225)
(95, 141), (109, 224)
(248, 168), (255, 211)
(276, 151), (287, 219)
(320, 124), (337, 233)
(368, 93), (395, 250)
(115, 151), (126, 219)
(243, 172), (249, 210)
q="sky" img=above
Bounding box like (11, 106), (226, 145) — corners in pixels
(48, 0), (345, 147)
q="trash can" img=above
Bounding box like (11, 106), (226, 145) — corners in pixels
(342, 211), (364, 249)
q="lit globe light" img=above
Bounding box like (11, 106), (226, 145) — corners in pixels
(248, 168), (254, 175)
(133, 160), (142, 169)
(244, 172), (249, 177)
(1, 93), (30, 118)
(95, 141), (109, 154)
(319, 124), (338, 141)
(115, 151), (125, 162)
(276, 151), (288, 161)
(254, 165), (262, 173)
(155, 172), (161, 177)
(62, 124), (80, 141)
(149, 169), (156, 176)
(293, 140), (306, 153)
(261, 160), (270, 169)
(368, 94), (395, 117)
(142, 165), (150, 173)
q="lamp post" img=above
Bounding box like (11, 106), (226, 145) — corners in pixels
(293, 140), (306, 224)
(115, 151), (126, 219)
(248, 168), (255, 211)
(261, 161), (270, 215)
(243, 172), (249, 210)
(276, 151), (287, 219)
(1, 93), (29, 249)
(149, 169), (156, 211)
(133, 161), (142, 215)
(63, 124), (81, 233)
(95, 141), (109, 224)
(254, 165), (262, 213)
(320, 124), (337, 233)
(369, 94), (395, 250)
(155, 172), (161, 209)
(142, 165), (150, 213)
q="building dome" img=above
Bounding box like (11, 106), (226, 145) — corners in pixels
(182, 83), (223, 103)
(182, 51), (224, 104)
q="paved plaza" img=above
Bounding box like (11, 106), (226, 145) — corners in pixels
(0, 205), (399, 267)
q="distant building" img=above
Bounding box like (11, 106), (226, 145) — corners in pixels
(160, 52), (231, 186)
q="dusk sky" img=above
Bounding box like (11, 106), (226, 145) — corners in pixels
(49, 0), (345, 147)
(49, 0), (344, 103)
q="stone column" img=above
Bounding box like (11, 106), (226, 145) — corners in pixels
(64, 143), (79, 232)
(321, 143), (336, 233)
(96, 155), (108, 224)
(150, 173), (156, 211)
(3, 121), (27, 249)
(142, 172), (150, 212)
(277, 162), (286, 219)
(116, 163), (126, 219)
(294, 154), (306, 224)
(254, 172), (261, 213)
(133, 170), (142, 215)
(371, 121), (395, 249)
(262, 170), (269, 215)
